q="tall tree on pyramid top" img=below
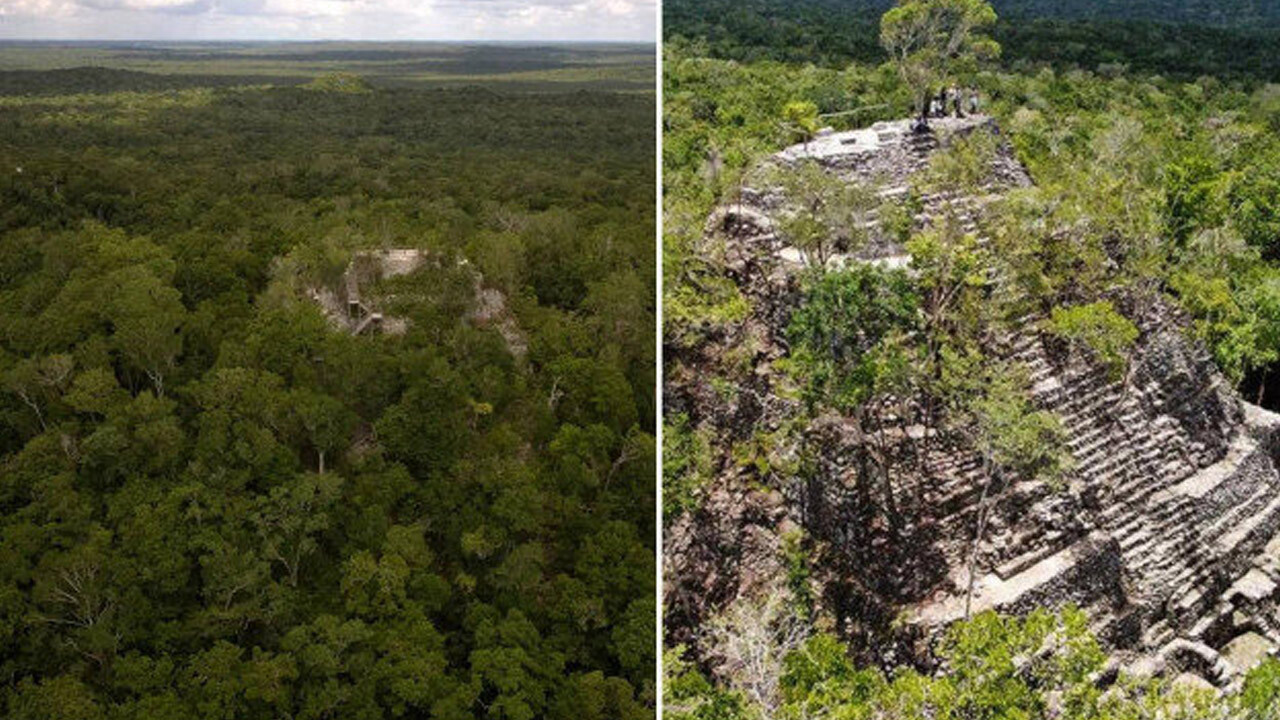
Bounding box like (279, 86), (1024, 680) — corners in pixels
(880, 0), (1001, 127)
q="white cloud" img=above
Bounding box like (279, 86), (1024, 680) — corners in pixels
(77, 0), (210, 11)
(0, 0), (656, 39)
(0, 0), (77, 17)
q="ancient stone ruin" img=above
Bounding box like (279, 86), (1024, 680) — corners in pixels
(664, 115), (1280, 690)
(308, 249), (424, 336)
(307, 248), (526, 355)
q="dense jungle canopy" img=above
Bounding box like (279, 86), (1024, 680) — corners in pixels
(0, 55), (656, 720)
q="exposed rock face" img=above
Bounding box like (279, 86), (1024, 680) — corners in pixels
(664, 115), (1280, 686)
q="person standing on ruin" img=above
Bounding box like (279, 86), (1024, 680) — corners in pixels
(968, 88), (980, 115)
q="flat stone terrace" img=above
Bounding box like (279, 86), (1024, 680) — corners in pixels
(760, 115), (1031, 267)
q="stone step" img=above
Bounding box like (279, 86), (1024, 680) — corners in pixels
(1127, 527), (1199, 576)
(1144, 619), (1175, 648)
(1216, 493), (1280, 559)
(914, 534), (1105, 626)
(1202, 486), (1275, 545)
(1109, 464), (1185, 504)
(994, 531), (1066, 580)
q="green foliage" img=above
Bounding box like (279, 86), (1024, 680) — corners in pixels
(664, 645), (754, 720)
(1240, 657), (1280, 720)
(786, 265), (921, 412)
(780, 529), (814, 622)
(1171, 266), (1280, 389)
(779, 633), (885, 719)
(940, 608), (1105, 717)
(1045, 301), (1140, 380)
(881, 0), (1000, 117)
(0, 61), (655, 718)
(969, 366), (1069, 479)
(303, 72), (374, 93)
(757, 609), (1280, 720)
(664, 413), (715, 522)
(665, 0), (1280, 81)
(773, 610), (1105, 719)
(781, 100), (820, 144)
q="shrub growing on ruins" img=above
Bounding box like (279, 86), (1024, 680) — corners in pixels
(768, 160), (879, 269)
(663, 412), (716, 522)
(1045, 301), (1140, 381)
(664, 646), (753, 720)
(1241, 657), (1280, 720)
(786, 265), (921, 413)
(781, 100), (821, 148)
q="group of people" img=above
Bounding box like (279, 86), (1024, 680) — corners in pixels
(928, 85), (981, 118)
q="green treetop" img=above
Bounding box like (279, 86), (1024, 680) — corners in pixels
(880, 0), (1000, 123)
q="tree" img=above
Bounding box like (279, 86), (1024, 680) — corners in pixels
(108, 267), (185, 398)
(9, 675), (104, 720)
(769, 161), (878, 269)
(290, 389), (355, 474)
(470, 609), (566, 720)
(787, 265), (921, 532)
(786, 266), (921, 412)
(954, 363), (1067, 617)
(781, 100), (820, 150)
(4, 354), (73, 434)
(252, 472), (342, 588)
(880, 0), (1000, 124)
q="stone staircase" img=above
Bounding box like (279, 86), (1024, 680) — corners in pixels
(913, 317), (1280, 685)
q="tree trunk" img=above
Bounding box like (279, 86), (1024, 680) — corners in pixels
(965, 454), (995, 620)
(17, 390), (47, 432)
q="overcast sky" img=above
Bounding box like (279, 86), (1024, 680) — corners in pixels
(0, 0), (657, 41)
